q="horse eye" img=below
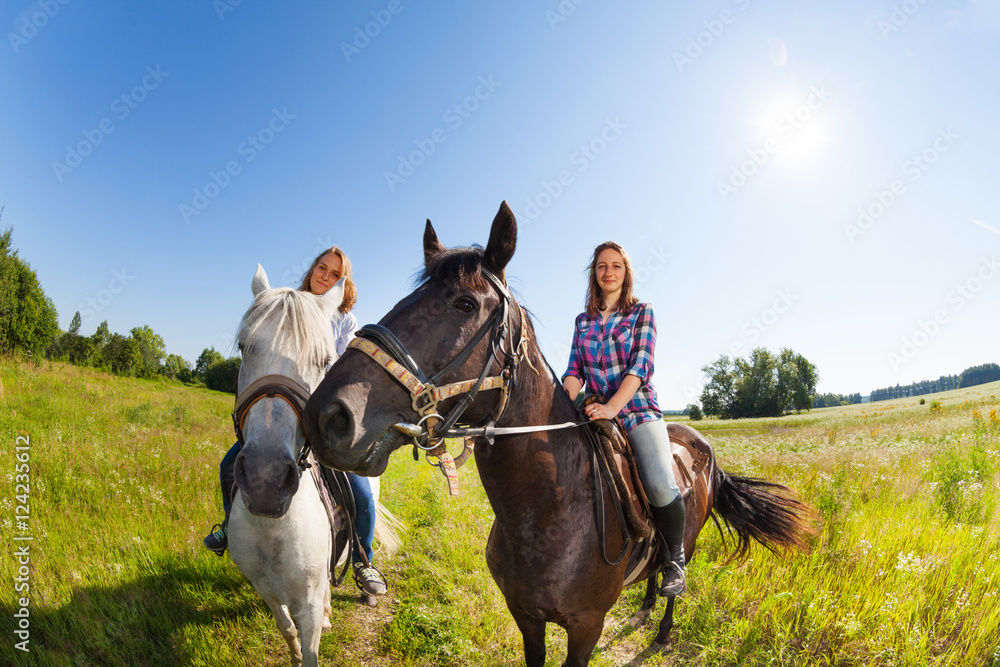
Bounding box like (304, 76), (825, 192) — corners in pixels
(454, 297), (477, 314)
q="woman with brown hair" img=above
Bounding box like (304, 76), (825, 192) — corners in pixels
(562, 241), (687, 596)
(204, 245), (387, 597)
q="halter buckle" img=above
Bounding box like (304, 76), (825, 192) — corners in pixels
(412, 386), (436, 415)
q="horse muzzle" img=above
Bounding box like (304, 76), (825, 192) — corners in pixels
(233, 449), (299, 518)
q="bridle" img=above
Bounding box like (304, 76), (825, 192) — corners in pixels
(346, 267), (531, 466)
(232, 373), (315, 474)
(348, 264), (631, 565)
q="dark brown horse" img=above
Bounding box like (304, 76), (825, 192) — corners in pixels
(303, 202), (813, 666)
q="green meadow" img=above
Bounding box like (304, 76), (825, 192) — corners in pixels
(1, 358), (998, 666)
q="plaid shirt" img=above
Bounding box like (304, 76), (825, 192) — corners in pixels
(562, 302), (661, 432)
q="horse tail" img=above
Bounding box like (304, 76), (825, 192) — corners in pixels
(373, 501), (405, 557)
(710, 466), (815, 564)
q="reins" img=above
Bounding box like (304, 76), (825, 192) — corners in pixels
(347, 265), (631, 563)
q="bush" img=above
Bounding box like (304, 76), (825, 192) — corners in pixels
(204, 357), (241, 393)
(686, 404), (703, 421)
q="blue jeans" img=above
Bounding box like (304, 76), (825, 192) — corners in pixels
(219, 441), (375, 563)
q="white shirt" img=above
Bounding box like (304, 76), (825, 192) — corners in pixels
(331, 311), (359, 361)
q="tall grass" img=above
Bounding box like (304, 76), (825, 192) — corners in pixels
(2, 359), (998, 665)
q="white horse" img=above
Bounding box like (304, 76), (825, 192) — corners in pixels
(228, 265), (400, 667)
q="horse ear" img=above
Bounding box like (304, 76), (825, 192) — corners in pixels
(483, 201), (517, 275)
(423, 219), (446, 267)
(321, 277), (346, 314)
(252, 264), (271, 296)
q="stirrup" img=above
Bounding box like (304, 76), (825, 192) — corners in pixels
(658, 561), (687, 597)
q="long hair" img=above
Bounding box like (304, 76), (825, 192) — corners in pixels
(298, 245), (357, 314)
(584, 241), (638, 317)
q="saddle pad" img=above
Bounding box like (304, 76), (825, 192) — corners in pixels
(666, 422), (712, 497)
(591, 419), (713, 540)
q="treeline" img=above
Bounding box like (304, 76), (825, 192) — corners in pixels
(869, 363), (999, 402)
(1, 224), (241, 393)
(813, 392), (863, 408)
(958, 363), (1000, 388)
(45, 314), (241, 393)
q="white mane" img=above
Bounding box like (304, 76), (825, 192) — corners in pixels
(237, 287), (337, 370)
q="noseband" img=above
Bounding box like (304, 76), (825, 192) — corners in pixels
(346, 267), (530, 457)
(233, 373), (315, 473)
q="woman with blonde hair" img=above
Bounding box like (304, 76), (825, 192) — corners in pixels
(562, 241), (687, 596)
(204, 245), (387, 597)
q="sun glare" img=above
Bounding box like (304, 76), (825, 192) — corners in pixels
(753, 90), (836, 169)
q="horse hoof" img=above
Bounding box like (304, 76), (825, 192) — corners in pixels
(628, 610), (651, 628)
(649, 640), (672, 655)
(361, 594), (378, 607)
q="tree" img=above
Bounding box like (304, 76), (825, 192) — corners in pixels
(687, 404), (703, 421)
(195, 347), (225, 381)
(68, 311), (82, 335)
(204, 356), (241, 393)
(699, 356), (736, 418)
(103, 333), (144, 376)
(161, 353), (191, 381)
(0, 226), (59, 356)
(129, 325), (166, 377)
(700, 347), (819, 419)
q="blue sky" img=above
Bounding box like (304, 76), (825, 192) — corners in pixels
(2, 0), (998, 408)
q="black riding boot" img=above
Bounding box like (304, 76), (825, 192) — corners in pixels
(651, 495), (687, 596)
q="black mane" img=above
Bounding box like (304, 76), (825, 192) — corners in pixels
(419, 245), (490, 291)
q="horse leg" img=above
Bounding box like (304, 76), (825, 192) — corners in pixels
(562, 613), (606, 667)
(292, 600), (326, 667)
(508, 607), (547, 667)
(264, 600), (303, 666)
(650, 595), (676, 652)
(628, 575), (658, 628)
(322, 584), (332, 631)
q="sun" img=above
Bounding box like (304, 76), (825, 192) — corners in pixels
(754, 90), (836, 168)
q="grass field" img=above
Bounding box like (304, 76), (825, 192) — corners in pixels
(1, 358), (998, 666)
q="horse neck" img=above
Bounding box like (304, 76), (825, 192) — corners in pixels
(474, 330), (591, 521)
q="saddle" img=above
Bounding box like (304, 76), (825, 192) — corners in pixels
(587, 415), (711, 540)
(308, 455), (356, 584)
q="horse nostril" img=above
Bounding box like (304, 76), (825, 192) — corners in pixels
(319, 401), (354, 445)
